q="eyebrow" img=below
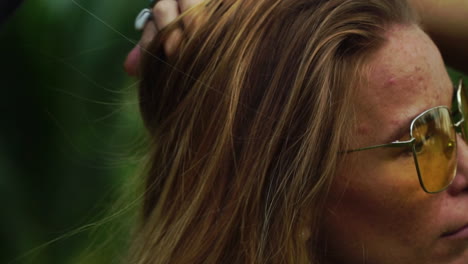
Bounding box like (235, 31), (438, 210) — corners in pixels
(383, 120), (412, 144)
(382, 81), (456, 144)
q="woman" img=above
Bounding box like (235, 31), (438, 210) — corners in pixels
(125, 0), (468, 263)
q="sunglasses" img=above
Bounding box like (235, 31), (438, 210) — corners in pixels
(347, 78), (467, 193)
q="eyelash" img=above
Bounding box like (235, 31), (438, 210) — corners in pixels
(399, 133), (433, 158)
(399, 146), (414, 157)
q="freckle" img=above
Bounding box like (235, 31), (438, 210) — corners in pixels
(357, 126), (369, 135)
(389, 120), (400, 127)
(386, 78), (397, 86)
(415, 66), (421, 72)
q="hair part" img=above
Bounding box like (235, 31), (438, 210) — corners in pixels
(131, 0), (416, 263)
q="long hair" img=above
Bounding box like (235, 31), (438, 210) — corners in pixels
(130, 0), (415, 263)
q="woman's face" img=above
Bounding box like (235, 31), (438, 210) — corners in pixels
(323, 25), (468, 264)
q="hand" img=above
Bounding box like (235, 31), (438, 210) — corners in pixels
(124, 0), (203, 77)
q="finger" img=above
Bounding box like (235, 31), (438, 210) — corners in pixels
(124, 45), (141, 76)
(151, 0), (183, 57)
(127, 19), (156, 76)
(140, 0), (179, 51)
(139, 21), (158, 51)
(179, 0), (205, 34)
(125, 1), (179, 77)
(179, 0), (203, 13)
(153, 0), (180, 30)
(164, 29), (183, 57)
(125, 7), (157, 76)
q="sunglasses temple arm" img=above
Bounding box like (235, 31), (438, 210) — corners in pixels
(344, 138), (415, 154)
(454, 119), (465, 129)
(454, 78), (466, 134)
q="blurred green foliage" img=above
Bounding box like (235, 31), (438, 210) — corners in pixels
(0, 0), (147, 263)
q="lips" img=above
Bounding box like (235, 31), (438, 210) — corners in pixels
(442, 223), (468, 239)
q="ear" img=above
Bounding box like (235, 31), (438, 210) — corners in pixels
(298, 225), (311, 242)
(297, 211), (312, 242)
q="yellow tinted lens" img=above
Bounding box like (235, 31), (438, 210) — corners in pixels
(412, 108), (457, 193)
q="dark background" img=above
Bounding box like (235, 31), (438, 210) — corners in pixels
(1, 0), (146, 263)
(0, 1), (466, 264)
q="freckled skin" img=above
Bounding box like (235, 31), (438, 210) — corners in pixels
(323, 25), (468, 264)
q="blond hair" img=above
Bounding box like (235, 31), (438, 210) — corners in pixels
(130, 0), (415, 263)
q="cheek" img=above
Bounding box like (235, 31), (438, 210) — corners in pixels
(321, 156), (445, 263)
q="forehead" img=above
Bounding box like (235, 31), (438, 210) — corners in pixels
(354, 24), (452, 143)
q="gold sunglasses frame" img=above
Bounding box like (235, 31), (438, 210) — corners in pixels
(346, 78), (467, 193)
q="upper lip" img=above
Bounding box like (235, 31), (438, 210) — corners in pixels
(441, 223), (468, 237)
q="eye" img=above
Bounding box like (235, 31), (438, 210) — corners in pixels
(413, 139), (424, 154)
(413, 131), (434, 155)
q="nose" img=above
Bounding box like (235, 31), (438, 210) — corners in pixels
(447, 134), (468, 196)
